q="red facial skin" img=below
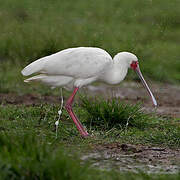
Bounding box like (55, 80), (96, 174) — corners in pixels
(130, 61), (138, 70)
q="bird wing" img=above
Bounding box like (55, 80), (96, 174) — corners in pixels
(37, 47), (112, 78)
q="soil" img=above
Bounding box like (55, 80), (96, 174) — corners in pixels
(81, 143), (180, 173)
(0, 82), (179, 118)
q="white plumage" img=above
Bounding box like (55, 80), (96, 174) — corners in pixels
(21, 47), (139, 89)
(21, 47), (157, 137)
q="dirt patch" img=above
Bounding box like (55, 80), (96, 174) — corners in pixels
(0, 93), (60, 106)
(81, 143), (180, 173)
(86, 82), (180, 118)
(0, 82), (179, 118)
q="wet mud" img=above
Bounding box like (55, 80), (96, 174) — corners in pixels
(82, 143), (180, 174)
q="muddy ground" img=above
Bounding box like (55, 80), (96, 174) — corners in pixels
(82, 143), (180, 173)
(0, 82), (179, 118)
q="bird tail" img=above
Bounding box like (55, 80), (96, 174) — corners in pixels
(24, 74), (73, 88)
(24, 74), (47, 83)
(21, 58), (46, 76)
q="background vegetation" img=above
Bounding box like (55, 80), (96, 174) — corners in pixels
(0, 0), (180, 83)
(0, 0), (180, 179)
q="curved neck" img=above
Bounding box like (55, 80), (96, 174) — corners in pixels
(100, 61), (128, 85)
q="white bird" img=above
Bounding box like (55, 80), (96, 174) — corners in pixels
(21, 47), (157, 137)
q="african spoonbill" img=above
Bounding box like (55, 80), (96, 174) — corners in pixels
(21, 47), (157, 137)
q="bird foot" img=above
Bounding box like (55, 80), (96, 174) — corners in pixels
(81, 132), (90, 138)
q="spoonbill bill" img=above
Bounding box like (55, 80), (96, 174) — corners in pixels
(21, 47), (157, 137)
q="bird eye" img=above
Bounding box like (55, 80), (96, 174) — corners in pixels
(130, 61), (138, 70)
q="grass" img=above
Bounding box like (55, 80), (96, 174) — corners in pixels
(1, 102), (180, 148)
(0, 0), (180, 84)
(0, 131), (180, 180)
(0, 101), (180, 179)
(0, 132), (115, 180)
(0, 0), (180, 94)
(80, 97), (180, 147)
(81, 97), (154, 130)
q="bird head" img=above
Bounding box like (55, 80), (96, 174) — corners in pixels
(114, 52), (157, 107)
(114, 52), (138, 68)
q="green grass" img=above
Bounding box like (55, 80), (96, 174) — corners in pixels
(80, 97), (180, 147)
(0, 101), (180, 179)
(1, 102), (180, 148)
(0, 131), (180, 180)
(0, 0), (180, 94)
(0, 0), (180, 84)
(81, 97), (154, 130)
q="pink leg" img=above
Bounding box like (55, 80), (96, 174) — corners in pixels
(65, 87), (89, 137)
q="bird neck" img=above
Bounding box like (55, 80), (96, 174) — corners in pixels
(101, 61), (128, 85)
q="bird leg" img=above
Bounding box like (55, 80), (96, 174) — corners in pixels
(55, 88), (64, 139)
(65, 87), (89, 137)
